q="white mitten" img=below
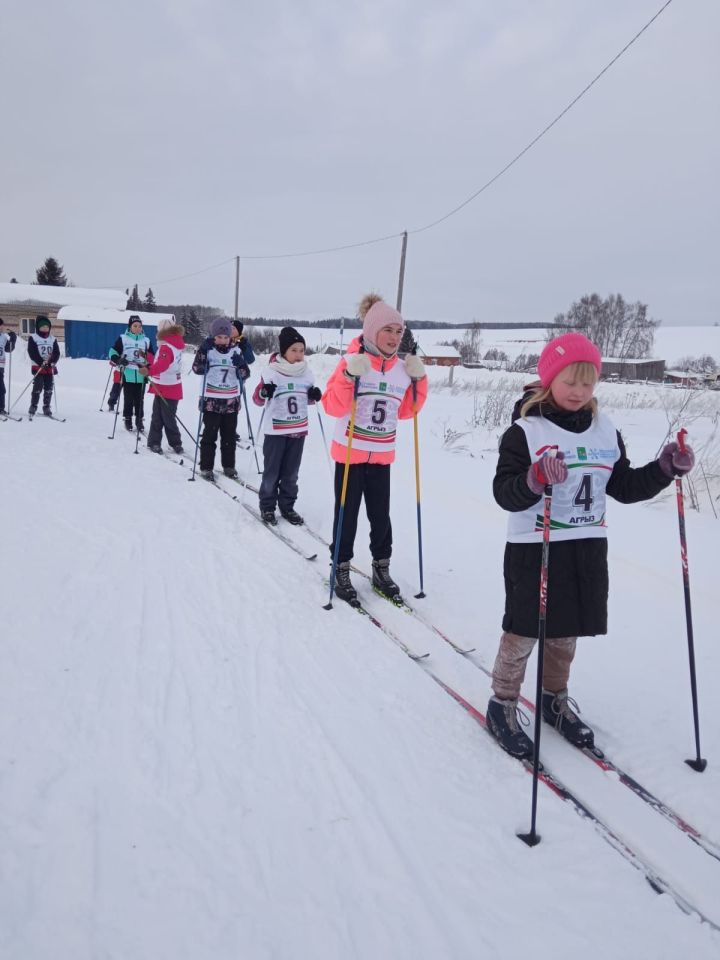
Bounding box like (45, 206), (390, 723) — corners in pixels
(404, 354), (425, 379)
(345, 353), (371, 378)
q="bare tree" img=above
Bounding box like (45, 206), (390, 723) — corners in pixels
(552, 293), (658, 359)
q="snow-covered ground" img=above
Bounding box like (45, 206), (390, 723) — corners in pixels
(1, 331), (719, 959)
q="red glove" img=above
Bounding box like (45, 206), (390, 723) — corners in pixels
(527, 452), (568, 494)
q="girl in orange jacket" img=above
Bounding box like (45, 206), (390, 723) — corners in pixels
(321, 294), (428, 603)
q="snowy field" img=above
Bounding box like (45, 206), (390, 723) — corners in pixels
(1, 328), (719, 960)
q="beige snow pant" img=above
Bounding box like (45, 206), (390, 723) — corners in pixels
(491, 632), (577, 701)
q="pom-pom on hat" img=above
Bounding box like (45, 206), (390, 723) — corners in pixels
(278, 326), (305, 357)
(360, 294), (404, 352)
(537, 332), (601, 388)
(210, 318), (232, 338)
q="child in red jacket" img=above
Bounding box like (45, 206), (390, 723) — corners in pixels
(322, 294), (428, 603)
(142, 319), (186, 454)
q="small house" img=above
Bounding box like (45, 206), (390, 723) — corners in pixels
(419, 345), (461, 367)
(601, 358), (665, 382)
(0, 282), (127, 340)
(59, 307), (171, 360)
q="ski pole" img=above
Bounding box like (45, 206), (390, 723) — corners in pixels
(8, 369), (44, 415)
(315, 405), (333, 478)
(99, 366), (112, 411)
(324, 375), (360, 610)
(189, 365), (209, 481)
(154, 390), (199, 450)
(411, 377), (426, 599)
(518, 476), (554, 847)
(108, 368), (125, 439)
(239, 375), (261, 474)
(134, 382), (147, 454)
(674, 428), (707, 772)
(7, 348), (12, 412)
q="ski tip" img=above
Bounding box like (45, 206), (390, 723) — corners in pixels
(307, 554), (318, 561)
(685, 758), (708, 773)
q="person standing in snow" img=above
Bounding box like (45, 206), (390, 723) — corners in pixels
(192, 318), (250, 481)
(321, 294), (428, 603)
(230, 319), (256, 368)
(252, 326), (320, 526)
(487, 332), (696, 760)
(0, 317), (17, 414)
(142, 318), (186, 455)
(27, 315), (60, 416)
(109, 316), (155, 433)
(107, 362), (122, 411)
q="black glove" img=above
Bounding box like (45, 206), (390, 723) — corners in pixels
(113, 356), (129, 367)
(260, 382), (276, 399)
(307, 386), (322, 402)
(231, 353), (245, 368)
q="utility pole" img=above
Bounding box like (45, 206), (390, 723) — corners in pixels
(396, 231), (408, 312)
(233, 256), (240, 324)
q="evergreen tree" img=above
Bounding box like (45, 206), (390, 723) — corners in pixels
(184, 309), (202, 344)
(399, 324), (416, 356)
(143, 288), (157, 312)
(126, 284), (143, 310)
(35, 257), (68, 286)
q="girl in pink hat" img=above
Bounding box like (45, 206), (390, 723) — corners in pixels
(487, 332), (695, 760)
(322, 293), (428, 604)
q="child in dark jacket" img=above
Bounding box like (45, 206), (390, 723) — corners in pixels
(27, 315), (61, 416)
(142, 319), (186, 455)
(0, 317), (17, 414)
(192, 318), (250, 481)
(321, 294), (428, 602)
(487, 332), (695, 760)
(252, 326), (320, 526)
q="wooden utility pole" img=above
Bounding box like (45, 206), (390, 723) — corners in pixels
(233, 256), (240, 324)
(396, 231), (408, 312)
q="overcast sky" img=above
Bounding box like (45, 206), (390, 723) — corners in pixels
(1, 0), (718, 325)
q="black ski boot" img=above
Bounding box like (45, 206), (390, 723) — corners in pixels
(107, 401), (115, 412)
(172, 445), (184, 455)
(371, 558), (401, 600)
(29, 404), (37, 416)
(223, 467), (239, 479)
(261, 510), (277, 525)
(541, 689), (595, 750)
(334, 561), (358, 604)
(148, 443), (163, 454)
(124, 418), (133, 432)
(280, 508), (304, 525)
(136, 419), (145, 434)
(486, 697), (534, 760)
(43, 406), (52, 417)
(200, 469), (216, 482)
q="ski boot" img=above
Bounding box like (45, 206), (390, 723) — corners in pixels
(107, 401), (115, 412)
(147, 443), (163, 454)
(172, 445), (184, 455)
(261, 510), (278, 526)
(371, 558), (401, 600)
(136, 419), (145, 434)
(541, 689), (595, 750)
(42, 406), (52, 417)
(223, 467), (239, 479)
(280, 508), (304, 526)
(333, 561), (358, 604)
(486, 697), (534, 760)
(29, 404), (37, 416)
(200, 469), (216, 482)
(124, 418), (133, 432)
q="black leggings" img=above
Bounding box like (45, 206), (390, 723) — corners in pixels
(330, 461), (392, 563)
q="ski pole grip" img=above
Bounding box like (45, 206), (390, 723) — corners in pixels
(677, 428), (687, 453)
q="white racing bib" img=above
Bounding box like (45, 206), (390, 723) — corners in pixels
(121, 334), (150, 369)
(150, 342), (182, 386)
(332, 360), (411, 454)
(507, 412), (621, 543)
(204, 345), (242, 398)
(265, 373), (315, 435)
(31, 333), (57, 361)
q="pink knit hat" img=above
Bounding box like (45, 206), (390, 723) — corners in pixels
(362, 300), (404, 352)
(537, 332), (602, 388)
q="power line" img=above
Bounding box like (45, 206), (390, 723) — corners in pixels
(409, 0), (675, 236)
(131, 0), (673, 287)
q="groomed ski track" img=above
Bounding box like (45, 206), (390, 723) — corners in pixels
(1, 355), (719, 960)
